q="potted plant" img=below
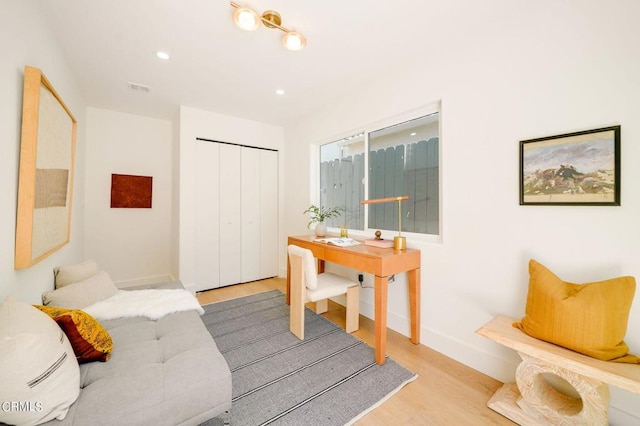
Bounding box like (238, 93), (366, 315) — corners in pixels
(304, 205), (344, 237)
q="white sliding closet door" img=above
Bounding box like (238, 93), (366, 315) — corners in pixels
(241, 147), (261, 283)
(260, 150), (278, 278)
(194, 139), (278, 291)
(195, 140), (220, 291)
(218, 144), (242, 286)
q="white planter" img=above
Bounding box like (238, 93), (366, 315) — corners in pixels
(314, 222), (327, 237)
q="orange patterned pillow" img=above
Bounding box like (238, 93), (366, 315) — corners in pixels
(35, 305), (113, 363)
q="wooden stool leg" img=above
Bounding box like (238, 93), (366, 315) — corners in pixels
(488, 352), (610, 425)
(315, 299), (328, 314)
(345, 285), (359, 333)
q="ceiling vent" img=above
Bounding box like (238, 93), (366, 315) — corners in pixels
(127, 81), (151, 93)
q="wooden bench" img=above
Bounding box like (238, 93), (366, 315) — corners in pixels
(477, 315), (640, 425)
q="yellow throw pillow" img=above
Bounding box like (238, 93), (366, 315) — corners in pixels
(35, 305), (113, 363)
(514, 259), (639, 363)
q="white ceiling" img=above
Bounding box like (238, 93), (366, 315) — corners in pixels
(36, 0), (467, 126)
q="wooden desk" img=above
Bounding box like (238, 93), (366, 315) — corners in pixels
(286, 235), (421, 365)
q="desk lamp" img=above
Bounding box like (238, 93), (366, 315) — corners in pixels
(361, 196), (409, 250)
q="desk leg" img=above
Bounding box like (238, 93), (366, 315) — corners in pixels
(408, 268), (420, 344)
(374, 275), (388, 365)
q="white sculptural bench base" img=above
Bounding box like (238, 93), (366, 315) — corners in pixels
(477, 315), (640, 425)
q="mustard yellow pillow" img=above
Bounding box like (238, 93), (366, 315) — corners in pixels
(35, 305), (113, 363)
(514, 259), (639, 363)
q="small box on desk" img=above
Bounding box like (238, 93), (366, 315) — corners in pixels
(364, 238), (394, 248)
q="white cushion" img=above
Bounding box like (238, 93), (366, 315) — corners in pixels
(42, 271), (118, 309)
(54, 260), (98, 289)
(306, 272), (358, 302)
(287, 245), (318, 290)
(0, 297), (80, 425)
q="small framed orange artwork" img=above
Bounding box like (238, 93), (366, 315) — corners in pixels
(110, 174), (153, 208)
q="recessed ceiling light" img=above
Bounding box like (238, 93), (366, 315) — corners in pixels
(410, 132), (417, 136)
(275, 89), (285, 95)
(156, 51), (170, 60)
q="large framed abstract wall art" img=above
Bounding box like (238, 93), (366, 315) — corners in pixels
(15, 66), (77, 269)
(520, 126), (620, 206)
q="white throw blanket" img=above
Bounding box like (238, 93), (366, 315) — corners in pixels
(83, 289), (204, 321)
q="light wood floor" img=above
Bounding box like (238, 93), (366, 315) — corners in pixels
(197, 278), (516, 425)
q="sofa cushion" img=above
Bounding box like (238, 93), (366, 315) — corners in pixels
(514, 259), (638, 363)
(0, 297), (80, 426)
(42, 270), (118, 309)
(44, 310), (232, 425)
(35, 305), (113, 363)
(54, 260), (98, 289)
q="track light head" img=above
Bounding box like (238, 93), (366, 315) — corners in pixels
(233, 7), (260, 31)
(282, 31), (306, 51)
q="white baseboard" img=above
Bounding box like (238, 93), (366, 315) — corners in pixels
(182, 282), (196, 293)
(609, 406), (640, 426)
(114, 274), (175, 289)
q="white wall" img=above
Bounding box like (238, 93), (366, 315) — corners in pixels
(177, 106), (285, 292)
(85, 108), (173, 286)
(284, 1), (640, 422)
(0, 0), (87, 304)
(171, 110), (182, 281)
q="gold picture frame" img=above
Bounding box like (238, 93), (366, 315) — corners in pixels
(15, 66), (77, 269)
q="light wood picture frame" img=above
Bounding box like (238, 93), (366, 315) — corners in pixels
(15, 66), (77, 269)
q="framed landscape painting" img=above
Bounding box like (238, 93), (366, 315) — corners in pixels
(519, 126), (620, 206)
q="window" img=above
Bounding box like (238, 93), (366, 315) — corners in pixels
(319, 132), (365, 230)
(319, 108), (440, 237)
(369, 113), (439, 235)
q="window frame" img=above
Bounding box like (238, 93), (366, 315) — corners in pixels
(311, 101), (442, 244)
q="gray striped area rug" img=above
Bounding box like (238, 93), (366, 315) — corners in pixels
(200, 290), (417, 426)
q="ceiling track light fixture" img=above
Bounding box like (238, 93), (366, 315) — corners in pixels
(230, 1), (307, 51)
